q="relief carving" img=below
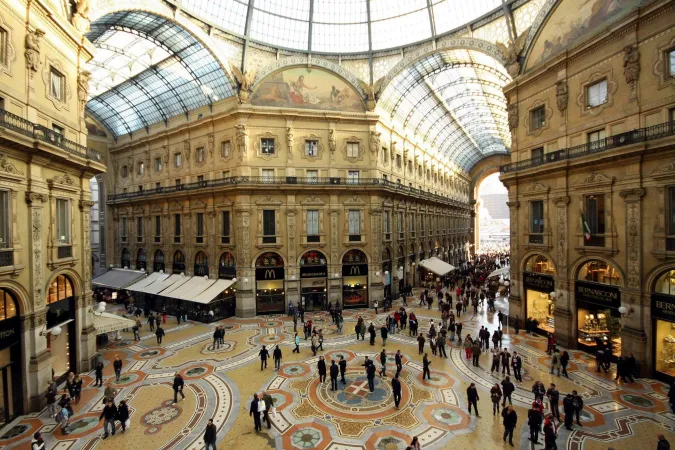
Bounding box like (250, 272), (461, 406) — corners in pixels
(236, 124), (249, 160)
(207, 134), (214, 158)
(287, 213), (296, 262)
(0, 154), (24, 176)
(330, 212), (339, 265)
(496, 28), (530, 78)
(77, 70), (91, 118)
(369, 131), (381, 155)
(51, 173), (76, 187)
(25, 29), (45, 78)
(286, 127), (294, 160)
(241, 212), (251, 264)
(623, 44), (640, 93)
(229, 63), (256, 103)
(508, 103), (518, 130)
(328, 129), (336, 153)
(71, 0), (91, 33)
(555, 81), (568, 113)
(626, 202), (640, 288)
(357, 77), (384, 112)
(32, 208), (43, 301)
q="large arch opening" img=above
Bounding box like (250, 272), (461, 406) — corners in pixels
(476, 172), (509, 253)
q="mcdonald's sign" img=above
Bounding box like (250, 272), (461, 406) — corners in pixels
(342, 264), (368, 276)
(256, 267), (284, 280)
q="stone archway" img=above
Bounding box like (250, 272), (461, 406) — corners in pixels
(469, 154), (511, 253)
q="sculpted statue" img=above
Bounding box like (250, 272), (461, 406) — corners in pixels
(555, 80), (568, 113)
(230, 63), (256, 103)
(369, 131), (381, 154)
(72, 0), (91, 33)
(507, 103), (519, 130)
(496, 28), (530, 78)
(236, 124), (248, 156)
(623, 44), (640, 89)
(77, 71), (91, 117)
(25, 29), (45, 77)
(357, 77), (384, 112)
(328, 129), (336, 153)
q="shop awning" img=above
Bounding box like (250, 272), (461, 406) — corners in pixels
(126, 271), (165, 292)
(161, 276), (216, 300)
(141, 273), (189, 295)
(93, 312), (136, 335)
(488, 266), (510, 278)
(92, 269), (147, 289)
(420, 257), (455, 276)
(189, 279), (236, 304)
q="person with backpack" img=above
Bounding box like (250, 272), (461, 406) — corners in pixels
(99, 400), (118, 439)
(56, 402), (70, 435)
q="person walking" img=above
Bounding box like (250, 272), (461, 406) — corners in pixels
(437, 333), (447, 358)
(547, 383), (561, 420)
(409, 436), (422, 450)
(395, 350), (403, 376)
(501, 348), (512, 376)
(117, 400), (129, 433)
(250, 394), (263, 432)
(550, 347), (561, 376)
(467, 382), (480, 417)
(369, 323), (376, 346)
(417, 334), (425, 354)
(502, 405), (517, 446)
(366, 358), (376, 392)
(72, 374), (82, 405)
(261, 392), (274, 429)
(273, 345), (282, 370)
(293, 333), (300, 353)
(113, 355), (123, 382)
(374, 299), (379, 314)
(339, 355), (347, 385)
(392, 374), (402, 408)
(491, 348), (501, 373)
(103, 383), (117, 404)
(155, 325), (165, 345)
(562, 393), (575, 430)
(657, 434), (671, 450)
(380, 324), (388, 346)
(133, 321), (140, 341)
(57, 401), (70, 435)
(471, 340), (481, 367)
(571, 390), (584, 426)
(528, 404), (543, 444)
(379, 349), (387, 377)
(501, 376), (515, 407)
(532, 381), (546, 402)
(544, 416), (558, 450)
(148, 312), (156, 332)
(463, 335), (472, 360)
(330, 360), (339, 391)
(212, 327), (220, 350)
(95, 360), (104, 387)
(318, 356), (327, 383)
(560, 351), (570, 378)
(456, 322), (463, 342)
(422, 353), (431, 380)
(512, 352), (523, 382)
(311, 333), (319, 356)
(490, 383), (502, 416)
(99, 400), (118, 439)
(31, 432), (46, 450)
(259, 345), (270, 370)
(203, 418), (217, 450)
(429, 335), (437, 356)
(173, 373), (185, 404)
(45, 385), (58, 419)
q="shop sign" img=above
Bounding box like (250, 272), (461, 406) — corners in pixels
(523, 272), (554, 292)
(575, 281), (621, 309)
(0, 316), (19, 350)
(342, 264), (368, 276)
(47, 297), (74, 329)
(255, 267), (284, 280)
(300, 266), (328, 279)
(652, 294), (675, 322)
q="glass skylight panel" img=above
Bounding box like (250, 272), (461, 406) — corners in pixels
(181, 0), (249, 35)
(432, 0), (502, 35)
(250, 9), (309, 50)
(369, 0), (427, 21)
(256, 0), (310, 20)
(312, 23), (369, 53)
(313, 0), (367, 23)
(370, 8), (432, 50)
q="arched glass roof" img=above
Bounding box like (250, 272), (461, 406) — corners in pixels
(378, 49), (511, 171)
(85, 11), (234, 138)
(180, 0), (504, 53)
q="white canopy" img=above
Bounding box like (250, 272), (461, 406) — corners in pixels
(126, 271), (165, 292)
(420, 257), (455, 276)
(488, 266), (510, 278)
(140, 273), (189, 295)
(92, 269), (147, 289)
(93, 312), (136, 335)
(189, 279), (236, 304)
(162, 276), (216, 300)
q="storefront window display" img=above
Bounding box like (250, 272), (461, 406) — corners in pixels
(0, 289), (21, 425)
(255, 252), (285, 314)
(575, 260), (622, 356)
(300, 250), (328, 312)
(652, 269), (675, 380)
(342, 249), (368, 308)
(523, 255), (555, 334)
(46, 275), (77, 380)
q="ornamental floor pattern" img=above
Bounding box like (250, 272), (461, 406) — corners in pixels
(1, 295), (674, 449)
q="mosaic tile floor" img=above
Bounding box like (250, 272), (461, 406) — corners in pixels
(1, 293), (674, 449)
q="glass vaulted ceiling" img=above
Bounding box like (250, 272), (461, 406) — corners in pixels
(85, 11), (234, 138)
(180, 0), (504, 53)
(378, 49), (511, 171)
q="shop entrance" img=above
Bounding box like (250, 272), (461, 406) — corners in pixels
(653, 269), (675, 381)
(342, 249), (368, 308)
(300, 250), (328, 312)
(46, 275), (77, 382)
(0, 289), (22, 425)
(255, 252), (285, 314)
(523, 255), (556, 335)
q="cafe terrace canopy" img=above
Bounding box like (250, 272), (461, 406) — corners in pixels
(92, 268), (147, 289)
(93, 311), (136, 335)
(488, 266), (510, 279)
(127, 274), (234, 305)
(419, 257), (455, 276)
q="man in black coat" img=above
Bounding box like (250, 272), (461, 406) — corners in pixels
(380, 324), (388, 346)
(501, 349), (511, 376)
(422, 353), (431, 380)
(259, 345), (270, 371)
(366, 359), (376, 392)
(562, 393), (575, 430)
(204, 418), (217, 450)
(369, 323), (376, 345)
(99, 400), (118, 439)
(379, 349), (387, 377)
(502, 405), (517, 446)
(527, 406), (542, 444)
(273, 345), (282, 371)
(329, 360), (339, 391)
(392, 374), (402, 408)
(511, 352), (522, 382)
(317, 356), (327, 383)
(466, 382), (480, 417)
(571, 390), (584, 426)
(339, 355), (347, 385)
(173, 373), (185, 404)
(501, 376), (515, 407)
(155, 325), (165, 345)
(395, 350), (403, 376)
(547, 383), (561, 420)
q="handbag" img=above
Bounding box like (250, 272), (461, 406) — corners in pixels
(271, 406), (277, 418)
(125, 419), (131, 430)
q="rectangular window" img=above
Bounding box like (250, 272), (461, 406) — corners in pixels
(668, 187), (675, 251)
(263, 210), (276, 237)
(56, 199), (70, 244)
(384, 211), (391, 238)
(347, 170), (359, 184)
(155, 157), (162, 172)
(584, 194), (606, 247)
(138, 185), (143, 192)
(155, 216), (161, 237)
(396, 154), (402, 169)
(121, 217), (127, 237)
(588, 129), (606, 151)
(411, 213), (416, 232)
(668, 48), (675, 78)
(261, 138), (275, 154)
(196, 147), (205, 163)
(305, 140), (318, 156)
(306, 170), (318, 182)
(155, 182), (161, 189)
(52, 124), (64, 135)
(196, 212), (204, 243)
(587, 79), (608, 107)
(398, 212), (404, 234)
(138, 162), (144, 175)
(348, 210), (360, 236)
(0, 190), (9, 248)
(197, 175), (204, 183)
(262, 169), (274, 182)
(530, 106), (546, 130)
(346, 142), (359, 158)
(221, 211), (230, 237)
(221, 140), (231, 158)
(49, 67), (65, 101)
(174, 153), (182, 167)
(136, 216), (143, 242)
(670, 108), (675, 123)
(530, 200), (544, 244)
(222, 170), (230, 179)
(175, 178), (181, 187)
(531, 147), (544, 161)
(382, 174), (388, 181)
(0, 27), (7, 66)
(174, 214), (181, 239)
(121, 165), (128, 178)
(306, 210), (319, 237)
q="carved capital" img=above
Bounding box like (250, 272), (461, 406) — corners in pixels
(619, 188), (645, 202)
(554, 196), (570, 206)
(79, 200), (95, 210)
(506, 201), (520, 209)
(25, 192), (48, 204)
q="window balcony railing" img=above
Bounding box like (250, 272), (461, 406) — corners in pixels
(500, 120), (675, 173)
(154, 236), (161, 243)
(0, 250), (13, 267)
(0, 109), (104, 163)
(348, 234), (361, 242)
(107, 176), (470, 210)
(221, 236), (230, 245)
(196, 236), (204, 244)
(306, 235), (320, 243)
(58, 246), (72, 259)
(262, 236), (277, 244)
(174, 236), (181, 244)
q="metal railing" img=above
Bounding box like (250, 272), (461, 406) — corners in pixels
(500, 121), (675, 173)
(107, 176), (469, 209)
(0, 109), (104, 163)
(0, 250), (13, 267)
(57, 246), (72, 259)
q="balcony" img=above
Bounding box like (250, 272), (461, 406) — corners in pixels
(500, 121), (675, 173)
(221, 236), (231, 245)
(307, 235), (320, 243)
(107, 176), (470, 210)
(0, 250), (12, 267)
(262, 236), (277, 244)
(0, 109), (104, 164)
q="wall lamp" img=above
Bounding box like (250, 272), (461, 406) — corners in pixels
(90, 301), (107, 316)
(618, 304), (635, 317)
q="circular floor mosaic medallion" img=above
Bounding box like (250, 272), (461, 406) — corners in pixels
(0, 424), (29, 439)
(186, 367), (207, 377)
(107, 340), (133, 349)
(291, 427), (322, 449)
(141, 400), (182, 433)
(281, 363), (311, 378)
(67, 417), (100, 435)
(376, 436), (409, 450)
(138, 349), (160, 359)
(431, 407), (462, 426)
(113, 373), (139, 385)
(621, 394), (654, 408)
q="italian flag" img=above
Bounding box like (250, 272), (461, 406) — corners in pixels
(581, 212), (591, 240)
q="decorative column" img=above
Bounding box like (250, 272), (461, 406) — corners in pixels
(370, 205), (384, 306)
(329, 197), (341, 303)
(506, 201), (521, 318)
(286, 204), (299, 311)
(235, 207), (255, 317)
(78, 200), (96, 372)
(619, 188), (647, 367)
(553, 196), (574, 347)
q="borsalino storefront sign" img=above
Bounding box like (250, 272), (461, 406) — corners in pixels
(255, 267), (284, 280)
(342, 264), (368, 276)
(523, 272), (555, 292)
(575, 281), (621, 309)
(652, 294), (675, 322)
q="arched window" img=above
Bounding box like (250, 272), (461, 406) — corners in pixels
(578, 260), (621, 286)
(655, 269), (675, 296)
(173, 250), (186, 274)
(300, 250), (327, 266)
(121, 248), (130, 268)
(256, 252), (284, 267)
(0, 289), (18, 320)
(137, 248), (147, 270)
(524, 254), (555, 275)
(342, 249), (367, 264)
(154, 249), (164, 262)
(219, 252), (236, 279)
(194, 251), (209, 277)
(153, 249), (165, 272)
(47, 275), (74, 304)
